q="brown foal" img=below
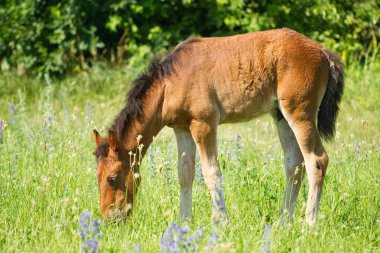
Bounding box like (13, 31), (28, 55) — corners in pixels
(93, 28), (344, 225)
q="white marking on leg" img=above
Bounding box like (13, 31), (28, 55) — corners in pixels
(175, 129), (196, 222)
(179, 151), (194, 221)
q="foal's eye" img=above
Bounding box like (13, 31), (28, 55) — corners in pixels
(108, 175), (118, 185)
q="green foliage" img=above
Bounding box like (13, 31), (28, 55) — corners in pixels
(0, 0), (379, 75)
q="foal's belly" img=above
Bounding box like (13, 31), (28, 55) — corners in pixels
(218, 97), (276, 124)
(217, 81), (277, 124)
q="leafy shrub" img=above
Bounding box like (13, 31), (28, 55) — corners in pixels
(0, 0), (379, 75)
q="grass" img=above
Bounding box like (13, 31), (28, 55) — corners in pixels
(0, 62), (379, 252)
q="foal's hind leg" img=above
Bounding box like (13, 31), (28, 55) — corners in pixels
(190, 120), (227, 222)
(273, 114), (305, 220)
(279, 102), (329, 225)
(174, 128), (196, 222)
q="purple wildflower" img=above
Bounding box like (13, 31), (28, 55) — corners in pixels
(160, 222), (204, 253)
(208, 232), (220, 248)
(9, 103), (15, 125)
(63, 107), (69, 121)
(234, 134), (241, 158)
(11, 153), (18, 176)
(195, 159), (204, 184)
(79, 212), (102, 253)
(354, 141), (361, 159)
(209, 176), (227, 248)
(134, 243), (141, 253)
(29, 132), (34, 149)
(0, 119), (3, 152)
(46, 114), (53, 125)
(227, 150), (232, 162)
(91, 219), (102, 233)
(87, 103), (93, 121)
(212, 176), (227, 223)
(45, 113), (53, 136)
(261, 224), (273, 253)
(148, 146), (155, 178)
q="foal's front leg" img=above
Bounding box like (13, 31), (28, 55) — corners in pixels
(190, 120), (228, 222)
(174, 128), (196, 222)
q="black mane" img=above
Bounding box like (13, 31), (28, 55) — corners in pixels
(94, 37), (199, 159)
(111, 37), (200, 140)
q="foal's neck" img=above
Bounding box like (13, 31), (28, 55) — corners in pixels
(120, 82), (165, 157)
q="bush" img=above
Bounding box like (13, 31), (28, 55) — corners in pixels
(0, 0), (379, 75)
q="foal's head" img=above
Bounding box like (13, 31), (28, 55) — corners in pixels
(93, 129), (129, 220)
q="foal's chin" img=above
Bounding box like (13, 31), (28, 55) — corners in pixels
(102, 208), (129, 222)
(101, 202), (132, 222)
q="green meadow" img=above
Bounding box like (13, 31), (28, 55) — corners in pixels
(0, 62), (379, 252)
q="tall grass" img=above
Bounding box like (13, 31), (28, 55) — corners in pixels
(0, 62), (379, 252)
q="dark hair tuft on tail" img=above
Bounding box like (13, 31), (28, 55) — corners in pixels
(318, 49), (344, 140)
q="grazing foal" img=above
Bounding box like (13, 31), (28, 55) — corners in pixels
(93, 28), (343, 225)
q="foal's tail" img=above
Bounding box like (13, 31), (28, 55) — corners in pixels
(318, 49), (344, 140)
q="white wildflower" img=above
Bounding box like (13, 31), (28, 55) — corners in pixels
(41, 176), (50, 187)
(295, 166), (301, 175)
(0, 120), (7, 130)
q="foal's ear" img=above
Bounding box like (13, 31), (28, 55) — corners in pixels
(93, 129), (103, 146)
(107, 129), (119, 150)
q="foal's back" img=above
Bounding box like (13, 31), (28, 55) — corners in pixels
(161, 28), (329, 127)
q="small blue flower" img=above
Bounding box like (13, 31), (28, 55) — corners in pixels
(208, 232), (219, 248)
(79, 212), (102, 253)
(9, 103), (15, 125)
(46, 114), (53, 124)
(134, 243), (141, 253)
(208, 176), (228, 248)
(212, 176), (227, 224)
(63, 107), (69, 121)
(87, 103), (93, 121)
(29, 132), (34, 148)
(354, 141), (361, 159)
(261, 224), (273, 253)
(160, 222), (204, 253)
(0, 119), (4, 153)
(11, 153), (18, 176)
(91, 219), (102, 234)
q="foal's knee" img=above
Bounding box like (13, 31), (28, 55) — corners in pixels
(308, 152), (329, 183)
(284, 152), (304, 176)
